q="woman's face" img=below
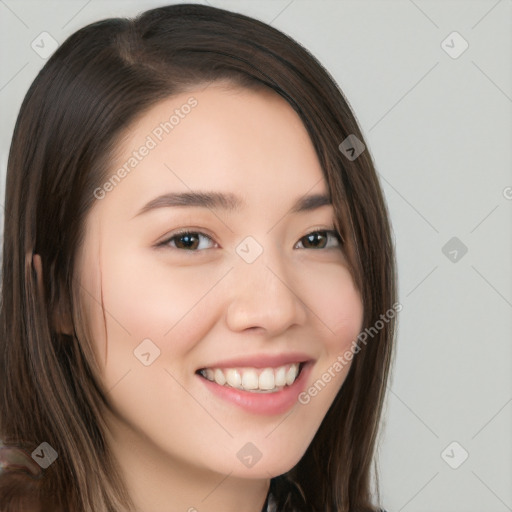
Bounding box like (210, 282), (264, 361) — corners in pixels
(75, 82), (364, 480)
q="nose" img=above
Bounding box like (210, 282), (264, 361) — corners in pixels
(225, 246), (308, 336)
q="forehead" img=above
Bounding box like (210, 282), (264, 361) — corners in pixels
(95, 83), (329, 220)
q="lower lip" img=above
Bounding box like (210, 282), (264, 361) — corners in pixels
(198, 363), (313, 416)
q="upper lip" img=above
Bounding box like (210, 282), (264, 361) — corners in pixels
(197, 352), (315, 370)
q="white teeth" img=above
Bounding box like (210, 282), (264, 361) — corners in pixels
(225, 369), (242, 389)
(214, 368), (226, 386)
(258, 368), (275, 390)
(274, 366), (287, 387)
(286, 365), (299, 386)
(201, 363), (302, 393)
(242, 370), (259, 390)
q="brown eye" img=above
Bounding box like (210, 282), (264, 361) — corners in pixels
(297, 230), (342, 250)
(159, 231), (216, 251)
(174, 233), (200, 250)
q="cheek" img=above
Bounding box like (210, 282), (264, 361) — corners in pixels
(101, 251), (228, 338)
(277, 263), (362, 436)
(84, 250), (230, 387)
(299, 261), (364, 350)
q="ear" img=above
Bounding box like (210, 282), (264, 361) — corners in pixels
(32, 253), (74, 336)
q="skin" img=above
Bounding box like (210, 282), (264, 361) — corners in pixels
(66, 82), (364, 512)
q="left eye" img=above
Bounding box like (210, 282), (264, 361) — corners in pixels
(158, 230), (343, 251)
(295, 230), (342, 250)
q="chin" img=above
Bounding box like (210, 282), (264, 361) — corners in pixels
(223, 440), (309, 480)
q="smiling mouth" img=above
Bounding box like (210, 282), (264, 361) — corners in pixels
(196, 362), (306, 393)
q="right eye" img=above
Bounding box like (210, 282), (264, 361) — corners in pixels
(157, 230), (218, 252)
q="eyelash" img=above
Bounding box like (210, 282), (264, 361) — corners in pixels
(156, 228), (344, 252)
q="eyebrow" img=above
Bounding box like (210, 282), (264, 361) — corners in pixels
(132, 191), (332, 218)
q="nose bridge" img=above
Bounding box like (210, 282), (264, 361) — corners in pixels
(225, 236), (306, 333)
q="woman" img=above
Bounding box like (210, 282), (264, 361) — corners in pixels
(0, 3), (397, 511)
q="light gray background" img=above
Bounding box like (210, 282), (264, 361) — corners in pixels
(1, 1), (511, 511)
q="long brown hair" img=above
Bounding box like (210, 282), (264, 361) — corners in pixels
(0, 4), (397, 511)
